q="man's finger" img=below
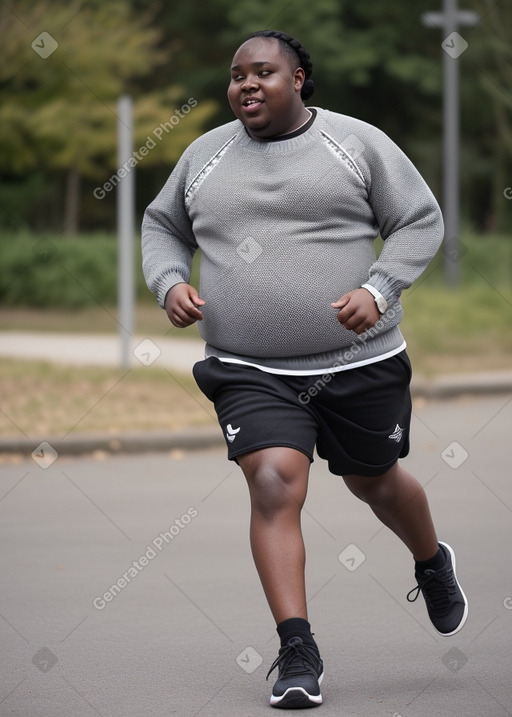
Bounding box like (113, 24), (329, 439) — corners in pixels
(331, 296), (350, 308)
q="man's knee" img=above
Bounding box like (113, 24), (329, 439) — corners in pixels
(240, 449), (309, 519)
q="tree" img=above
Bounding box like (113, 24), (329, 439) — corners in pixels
(0, 1), (216, 233)
(465, 0), (512, 231)
(149, 0), (445, 179)
(2, 0), (509, 235)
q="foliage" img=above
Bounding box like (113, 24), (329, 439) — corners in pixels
(1, 2), (158, 176)
(0, 234), (154, 307)
(0, 0), (511, 233)
(0, 1), (216, 230)
(0, 232), (509, 310)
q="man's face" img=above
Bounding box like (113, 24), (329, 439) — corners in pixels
(227, 38), (305, 139)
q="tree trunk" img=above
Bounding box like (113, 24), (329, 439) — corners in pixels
(64, 165), (81, 236)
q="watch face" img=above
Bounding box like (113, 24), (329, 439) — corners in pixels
(377, 297), (387, 313)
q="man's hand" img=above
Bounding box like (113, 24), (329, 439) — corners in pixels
(164, 283), (205, 327)
(331, 288), (380, 335)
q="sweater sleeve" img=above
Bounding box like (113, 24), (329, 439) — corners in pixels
(362, 127), (444, 304)
(141, 152), (198, 308)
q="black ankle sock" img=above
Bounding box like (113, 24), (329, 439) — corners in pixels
(415, 546), (445, 573)
(277, 618), (317, 648)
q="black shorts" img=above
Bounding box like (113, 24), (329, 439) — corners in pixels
(193, 352), (412, 477)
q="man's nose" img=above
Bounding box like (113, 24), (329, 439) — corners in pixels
(241, 75), (259, 91)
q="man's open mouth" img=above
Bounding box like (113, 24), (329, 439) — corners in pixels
(242, 97), (264, 110)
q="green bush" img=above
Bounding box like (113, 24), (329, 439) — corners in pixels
(0, 234), (156, 308)
(428, 234), (512, 288)
(375, 233), (512, 289)
(0, 232), (509, 308)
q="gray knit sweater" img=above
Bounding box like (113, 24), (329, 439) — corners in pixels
(142, 108), (444, 374)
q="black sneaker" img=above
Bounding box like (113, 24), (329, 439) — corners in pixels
(267, 636), (324, 709)
(407, 541), (468, 636)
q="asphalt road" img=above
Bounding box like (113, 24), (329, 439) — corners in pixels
(1, 394), (511, 717)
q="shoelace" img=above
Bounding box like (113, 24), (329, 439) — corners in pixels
(407, 568), (457, 611)
(266, 638), (320, 681)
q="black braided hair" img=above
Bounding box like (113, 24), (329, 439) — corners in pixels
(246, 30), (314, 101)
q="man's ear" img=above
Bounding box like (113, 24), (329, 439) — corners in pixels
(293, 67), (305, 92)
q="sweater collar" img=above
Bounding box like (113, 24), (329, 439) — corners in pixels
(236, 108), (319, 153)
(244, 108), (317, 143)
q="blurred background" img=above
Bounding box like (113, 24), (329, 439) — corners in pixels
(1, 0), (511, 441)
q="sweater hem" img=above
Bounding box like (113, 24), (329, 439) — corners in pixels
(205, 327), (406, 376)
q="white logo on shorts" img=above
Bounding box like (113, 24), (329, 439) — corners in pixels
(388, 424), (404, 442)
(226, 424), (241, 443)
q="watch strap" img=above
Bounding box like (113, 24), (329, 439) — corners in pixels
(361, 283), (388, 314)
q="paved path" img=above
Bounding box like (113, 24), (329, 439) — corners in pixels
(0, 331), (205, 373)
(1, 394), (511, 716)
(2, 331), (512, 398)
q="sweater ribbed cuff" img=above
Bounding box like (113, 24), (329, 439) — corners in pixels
(365, 271), (402, 306)
(155, 272), (188, 308)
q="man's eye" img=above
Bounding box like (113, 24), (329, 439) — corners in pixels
(232, 75), (244, 82)
(259, 71), (271, 77)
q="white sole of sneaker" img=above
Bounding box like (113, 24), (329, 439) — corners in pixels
(438, 541), (469, 636)
(270, 672), (324, 709)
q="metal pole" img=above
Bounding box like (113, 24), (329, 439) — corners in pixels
(443, 0), (459, 285)
(422, 2), (479, 286)
(117, 95), (135, 368)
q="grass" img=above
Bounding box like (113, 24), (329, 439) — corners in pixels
(1, 232), (511, 439)
(2, 276), (511, 372)
(1, 277), (511, 440)
(0, 358), (215, 440)
(0, 303), (201, 339)
(400, 277), (512, 375)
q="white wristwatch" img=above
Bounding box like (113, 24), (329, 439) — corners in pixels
(361, 283), (388, 314)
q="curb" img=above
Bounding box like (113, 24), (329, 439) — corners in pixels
(410, 372), (512, 399)
(2, 375), (512, 458)
(0, 426), (224, 459)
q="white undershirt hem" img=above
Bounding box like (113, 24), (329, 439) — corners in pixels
(214, 340), (407, 376)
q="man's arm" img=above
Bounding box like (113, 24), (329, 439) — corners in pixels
(361, 126), (444, 306)
(141, 152), (199, 310)
(331, 125), (443, 333)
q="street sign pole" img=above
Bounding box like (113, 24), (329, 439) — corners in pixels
(117, 95), (135, 368)
(422, 0), (479, 285)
